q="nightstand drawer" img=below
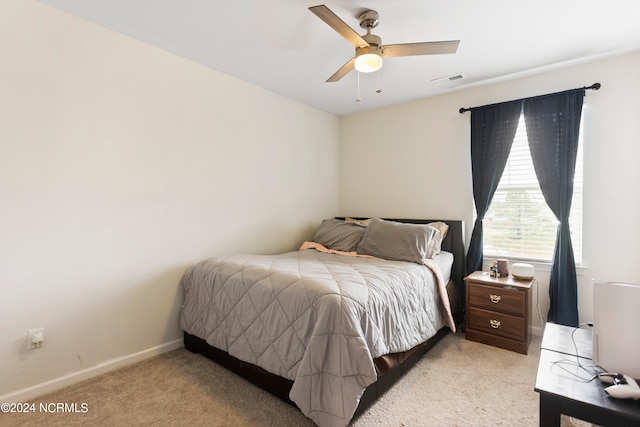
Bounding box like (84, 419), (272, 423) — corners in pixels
(468, 283), (525, 316)
(467, 307), (526, 342)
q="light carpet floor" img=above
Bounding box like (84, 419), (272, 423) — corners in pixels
(2, 332), (593, 426)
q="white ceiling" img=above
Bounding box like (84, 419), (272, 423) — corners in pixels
(38, 0), (640, 116)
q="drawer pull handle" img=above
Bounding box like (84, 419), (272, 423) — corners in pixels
(489, 294), (501, 303)
(489, 319), (501, 329)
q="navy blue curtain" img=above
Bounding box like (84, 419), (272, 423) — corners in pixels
(466, 100), (522, 275)
(523, 89), (584, 327)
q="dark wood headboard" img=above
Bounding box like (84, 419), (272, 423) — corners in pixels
(336, 217), (466, 286)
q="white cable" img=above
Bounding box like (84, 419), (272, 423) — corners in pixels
(535, 278), (546, 331)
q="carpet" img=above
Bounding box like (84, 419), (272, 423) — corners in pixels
(2, 332), (594, 426)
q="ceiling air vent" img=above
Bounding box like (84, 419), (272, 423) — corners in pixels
(431, 73), (465, 84)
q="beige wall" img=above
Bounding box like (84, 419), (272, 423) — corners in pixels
(340, 51), (640, 334)
(0, 0), (339, 399)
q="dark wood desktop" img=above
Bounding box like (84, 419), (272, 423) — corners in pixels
(534, 323), (640, 426)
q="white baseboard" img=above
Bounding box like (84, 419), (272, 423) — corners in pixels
(0, 339), (183, 403)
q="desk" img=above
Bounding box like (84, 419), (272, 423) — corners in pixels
(534, 323), (640, 426)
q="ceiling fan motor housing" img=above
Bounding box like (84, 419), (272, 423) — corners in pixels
(356, 33), (382, 59)
(362, 33), (381, 47)
(358, 32), (382, 55)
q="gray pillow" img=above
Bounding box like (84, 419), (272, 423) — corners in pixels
(356, 218), (439, 264)
(312, 219), (366, 252)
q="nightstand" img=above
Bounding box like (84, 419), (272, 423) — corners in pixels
(464, 271), (533, 354)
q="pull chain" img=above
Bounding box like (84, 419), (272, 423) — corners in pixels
(356, 71), (362, 102)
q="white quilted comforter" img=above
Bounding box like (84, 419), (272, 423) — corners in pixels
(180, 246), (454, 427)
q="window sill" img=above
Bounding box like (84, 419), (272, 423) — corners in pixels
(483, 257), (587, 276)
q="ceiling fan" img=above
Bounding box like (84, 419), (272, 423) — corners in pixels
(309, 5), (460, 82)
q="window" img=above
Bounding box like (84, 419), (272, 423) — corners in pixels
(482, 113), (583, 264)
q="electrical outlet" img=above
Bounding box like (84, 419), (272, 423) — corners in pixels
(28, 328), (45, 350)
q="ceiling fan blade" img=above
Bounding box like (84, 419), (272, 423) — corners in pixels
(382, 40), (460, 58)
(309, 5), (369, 48)
(326, 57), (355, 82)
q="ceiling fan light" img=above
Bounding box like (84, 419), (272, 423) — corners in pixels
(355, 53), (382, 73)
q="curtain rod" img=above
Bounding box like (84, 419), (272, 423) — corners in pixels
(458, 82), (601, 114)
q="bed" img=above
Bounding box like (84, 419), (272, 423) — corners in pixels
(180, 217), (465, 427)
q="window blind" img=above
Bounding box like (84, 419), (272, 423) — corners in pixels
(483, 113), (583, 264)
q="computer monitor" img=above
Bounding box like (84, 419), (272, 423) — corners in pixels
(592, 280), (640, 380)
